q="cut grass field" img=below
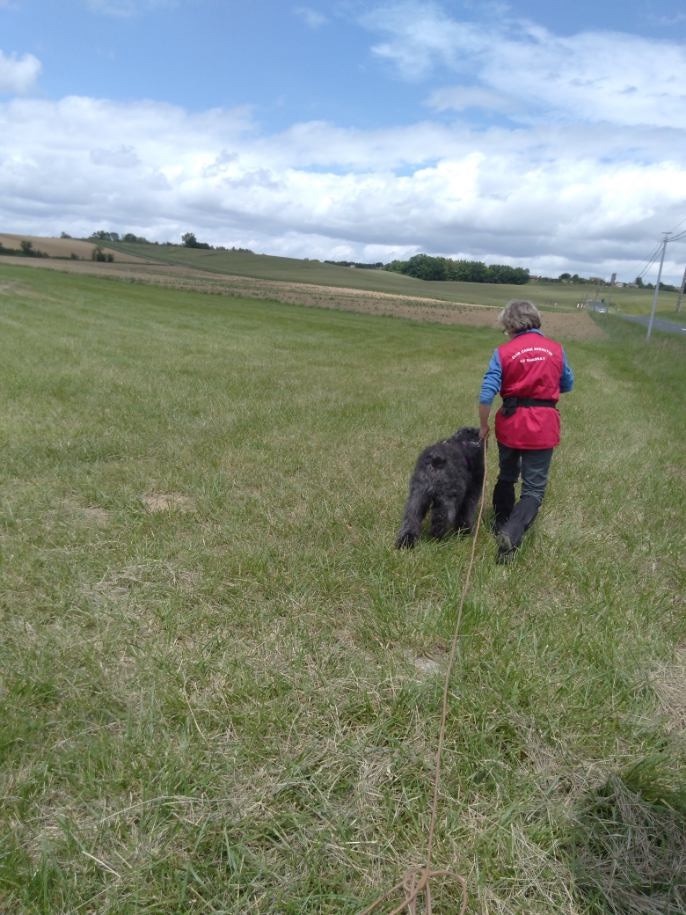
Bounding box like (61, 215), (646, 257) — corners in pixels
(2, 233), (683, 316)
(104, 241), (685, 315)
(0, 234), (150, 265)
(1, 262), (684, 913)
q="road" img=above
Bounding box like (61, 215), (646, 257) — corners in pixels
(614, 313), (686, 335)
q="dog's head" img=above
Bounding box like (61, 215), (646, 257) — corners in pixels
(450, 426), (481, 446)
(450, 426), (484, 471)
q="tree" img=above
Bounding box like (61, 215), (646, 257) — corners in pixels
(458, 260), (488, 282)
(92, 246), (114, 262)
(383, 254), (529, 284)
(90, 230), (119, 242)
(485, 264), (530, 285)
(182, 232), (198, 248)
(384, 259), (408, 273)
(510, 267), (530, 285)
(404, 254), (447, 280)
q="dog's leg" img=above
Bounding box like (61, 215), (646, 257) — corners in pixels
(428, 496), (456, 540)
(395, 484), (431, 549)
(455, 486), (482, 534)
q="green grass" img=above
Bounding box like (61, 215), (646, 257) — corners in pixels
(106, 240), (684, 317)
(1, 263), (684, 913)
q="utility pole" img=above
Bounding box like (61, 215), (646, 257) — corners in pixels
(646, 233), (670, 342)
(676, 265), (686, 314)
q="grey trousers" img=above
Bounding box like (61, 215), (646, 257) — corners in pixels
(497, 443), (554, 505)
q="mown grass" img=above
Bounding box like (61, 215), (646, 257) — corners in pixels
(107, 241), (683, 316)
(1, 263), (684, 913)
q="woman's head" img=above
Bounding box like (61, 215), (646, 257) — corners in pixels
(499, 299), (542, 335)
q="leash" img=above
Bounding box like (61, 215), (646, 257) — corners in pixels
(361, 438), (489, 915)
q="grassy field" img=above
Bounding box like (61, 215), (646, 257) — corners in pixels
(1, 262), (685, 913)
(4, 233), (684, 316)
(107, 240), (684, 315)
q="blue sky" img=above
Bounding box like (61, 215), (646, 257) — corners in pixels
(2, 0), (686, 282)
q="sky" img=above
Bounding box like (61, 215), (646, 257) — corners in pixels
(2, 0), (686, 284)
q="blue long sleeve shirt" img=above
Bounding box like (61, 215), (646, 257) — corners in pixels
(479, 329), (574, 406)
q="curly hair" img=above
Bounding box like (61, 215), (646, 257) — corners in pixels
(499, 299), (542, 334)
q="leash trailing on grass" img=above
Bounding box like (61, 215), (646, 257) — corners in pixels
(361, 440), (490, 915)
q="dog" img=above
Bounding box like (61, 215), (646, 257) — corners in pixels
(395, 426), (485, 549)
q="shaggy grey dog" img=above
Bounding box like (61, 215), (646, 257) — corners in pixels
(395, 427), (485, 549)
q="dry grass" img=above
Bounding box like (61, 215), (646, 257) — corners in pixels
(0, 262), (683, 913)
(0, 252), (605, 341)
(651, 649), (686, 734)
(568, 762), (686, 914)
(141, 491), (196, 513)
(0, 233), (150, 263)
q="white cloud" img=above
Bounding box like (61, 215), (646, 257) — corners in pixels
(427, 86), (512, 114)
(482, 28), (686, 129)
(363, 2), (686, 128)
(2, 93), (685, 282)
(293, 6), (328, 29)
(0, 50), (41, 94)
(1, 3), (686, 284)
(364, 2), (485, 79)
(90, 145), (141, 168)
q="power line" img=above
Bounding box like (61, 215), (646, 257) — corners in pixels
(635, 226), (686, 282)
(646, 233), (670, 342)
(667, 215), (686, 235)
(636, 241), (664, 281)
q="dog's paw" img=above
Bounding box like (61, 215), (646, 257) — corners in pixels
(395, 531), (418, 549)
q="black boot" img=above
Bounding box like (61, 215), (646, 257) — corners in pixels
(496, 495), (539, 563)
(492, 480), (516, 533)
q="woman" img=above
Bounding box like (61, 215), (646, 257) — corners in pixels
(479, 300), (574, 563)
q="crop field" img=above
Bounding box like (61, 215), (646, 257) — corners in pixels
(1, 234), (683, 316)
(0, 235), (151, 265)
(104, 241), (685, 315)
(1, 262), (685, 913)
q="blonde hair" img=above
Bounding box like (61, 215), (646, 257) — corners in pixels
(499, 299), (542, 334)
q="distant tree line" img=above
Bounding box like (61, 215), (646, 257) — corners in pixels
(84, 230), (148, 244)
(325, 260), (384, 269)
(181, 232), (211, 250)
(0, 239), (48, 258)
(633, 275), (676, 292)
(60, 232), (679, 290)
(384, 253), (530, 284)
(78, 229), (254, 255)
(552, 272), (677, 292)
(555, 272), (603, 285)
(181, 232), (254, 253)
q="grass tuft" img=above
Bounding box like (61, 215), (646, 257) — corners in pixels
(568, 757), (686, 913)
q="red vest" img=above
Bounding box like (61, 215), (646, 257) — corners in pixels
(494, 332), (564, 449)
